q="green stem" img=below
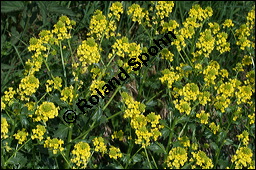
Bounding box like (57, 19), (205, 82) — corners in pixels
(60, 151), (72, 168)
(102, 86), (121, 111)
(144, 147), (152, 169)
(5, 138), (31, 165)
(59, 41), (67, 87)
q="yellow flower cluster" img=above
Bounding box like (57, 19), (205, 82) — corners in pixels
(209, 122), (220, 134)
(31, 125), (46, 141)
(109, 145), (122, 159)
(161, 19), (179, 33)
(159, 68), (180, 89)
(215, 32), (231, 54)
(1, 117), (9, 139)
(60, 85), (76, 104)
(33, 101), (59, 122)
(160, 48), (174, 62)
(190, 150), (214, 169)
(121, 92), (163, 148)
(178, 83), (200, 101)
(198, 91), (211, 106)
(1, 87), (16, 108)
(178, 136), (190, 148)
(196, 110), (210, 124)
(112, 130), (124, 141)
(202, 60), (220, 86)
(231, 147), (255, 169)
(26, 16), (75, 75)
(235, 85), (253, 105)
(18, 74), (40, 101)
(222, 19), (234, 28)
(46, 76), (62, 92)
(108, 2), (123, 21)
(77, 37), (101, 69)
(237, 130), (249, 146)
(235, 6), (255, 50)
(71, 142), (91, 168)
(92, 137), (107, 154)
(173, 4), (212, 52)
(89, 80), (106, 96)
(166, 147), (188, 169)
(44, 137), (64, 154)
(173, 99), (192, 115)
(87, 10), (108, 39)
(208, 22), (220, 34)
(13, 128), (28, 144)
(155, 1), (174, 20)
(193, 29), (215, 58)
(52, 15), (76, 41)
(127, 4), (149, 24)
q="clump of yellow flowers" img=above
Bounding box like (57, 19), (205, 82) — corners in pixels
(1, 117), (9, 139)
(44, 137), (64, 154)
(190, 150), (214, 169)
(231, 147), (255, 169)
(108, 145), (122, 159)
(71, 142), (91, 168)
(166, 147), (188, 168)
(121, 92), (163, 148)
(13, 128), (29, 144)
(33, 101), (59, 122)
(31, 125), (46, 141)
(92, 137), (107, 154)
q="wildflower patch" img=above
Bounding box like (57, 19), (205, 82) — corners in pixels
(69, 31), (177, 121)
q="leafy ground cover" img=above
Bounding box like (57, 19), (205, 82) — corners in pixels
(1, 1), (255, 169)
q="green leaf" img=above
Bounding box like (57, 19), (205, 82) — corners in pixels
(223, 139), (233, 145)
(132, 153), (143, 163)
(210, 142), (218, 150)
(7, 152), (27, 168)
(182, 65), (193, 71)
(148, 143), (165, 154)
(1, 1), (25, 13)
(47, 2), (76, 16)
(53, 124), (69, 140)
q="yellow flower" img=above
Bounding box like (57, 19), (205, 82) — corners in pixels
(1, 117), (9, 139)
(77, 37), (101, 67)
(2, 87), (16, 106)
(166, 147), (188, 169)
(60, 85), (76, 104)
(109, 146), (122, 159)
(31, 125), (46, 141)
(222, 19), (234, 28)
(209, 122), (219, 134)
(231, 147), (254, 169)
(127, 4), (149, 24)
(71, 142), (91, 168)
(13, 128), (28, 144)
(237, 130), (249, 146)
(108, 2), (123, 21)
(34, 101), (59, 122)
(190, 150), (214, 169)
(196, 110), (210, 124)
(156, 1), (174, 20)
(112, 130), (124, 141)
(92, 137), (107, 154)
(18, 74), (39, 101)
(44, 137), (64, 154)
(173, 99), (192, 115)
(178, 136), (190, 148)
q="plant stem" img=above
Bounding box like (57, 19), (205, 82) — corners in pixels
(144, 147), (153, 169)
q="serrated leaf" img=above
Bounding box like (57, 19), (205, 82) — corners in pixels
(53, 124), (69, 140)
(161, 127), (170, 140)
(1, 1), (25, 13)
